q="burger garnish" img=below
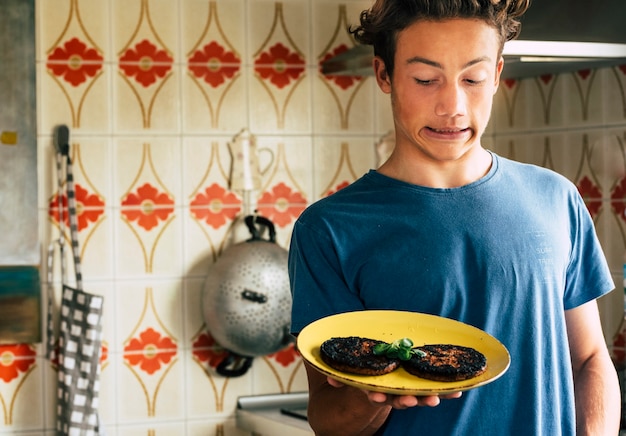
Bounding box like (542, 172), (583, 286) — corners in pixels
(372, 337), (426, 361)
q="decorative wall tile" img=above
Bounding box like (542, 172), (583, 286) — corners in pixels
(114, 138), (182, 277)
(97, 338), (117, 430)
(493, 75), (559, 132)
(564, 69), (606, 126)
(113, 0), (179, 132)
(0, 346), (42, 428)
(254, 136), (312, 246)
(312, 2), (375, 133)
(604, 65), (626, 124)
(312, 137), (376, 201)
(116, 283), (184, 423)
(182, 0), (247, 133)
(38, 0), (109, 133)
(252, 349), (307, 394)
(39, 53), (106, 135)
(248, 1), (311, 133)
(186, 336), (254, 419)
(183, 136), (240, 271)
(49, 140), (112, 280)
(114, 61), (179, 133)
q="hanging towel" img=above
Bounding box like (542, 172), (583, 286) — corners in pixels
(47, 125), (104, 435)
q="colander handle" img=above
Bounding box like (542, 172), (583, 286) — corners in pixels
(216, 352), (254, 377)
(244, 215), (276, 243)
(242, 289), (268, 303)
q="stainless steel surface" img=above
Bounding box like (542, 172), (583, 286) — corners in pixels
(322, 0), (626, 79)
(236, 392), (313, 435)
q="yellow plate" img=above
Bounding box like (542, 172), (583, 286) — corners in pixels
(297, 310), (510, 396)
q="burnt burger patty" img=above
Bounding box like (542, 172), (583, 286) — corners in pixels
(320, 336), (400, 376)
(402, 344), (487, 382)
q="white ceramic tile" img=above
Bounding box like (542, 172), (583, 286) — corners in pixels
(114, 63), (180, 133)
(113, 137), (183, 277)
(98, 345), (119, 429)
(38, 60), (110, 135)
(253, 136), (313, 241)
(38, 0), (110, 62)
(0, 353), (45, 431)
(602, 65), (626, 125)
(312, 74), (375, 133)
(504, 76), (553, 130)
(247, 1), (312, 133)
(312, 136), (376, 200)
(182, 1), (247, 132)
(184, 347), (254, 419)
(251, 353), (307, 394)
(112, 0), (178, 63)
(182, 68), (248, 133)
(115, 282), (185, 423)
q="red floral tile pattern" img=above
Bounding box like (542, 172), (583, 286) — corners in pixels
(121, 183), (175, 231)
(188, 41), (240, 88)
(192, 332), (228, 368)
(503, 79), (517, 89)
(611, 176), (626, 223)
(100, 342), (109, 365)
(254, 43), (305, 89)
(320, 45), (361, 90)
(119, 39), (174, 87)
(576, 176), (602, 218)
(47, 37), (104, 87)
(0, 344), (36, 383)
(257, 182), (307, 227)
(124, 327), (177, 375)
(190, 183), (241, 229)
(539, 74), (553, 85)
(267, 343), (299, 368)
(49, 184), (105, 231)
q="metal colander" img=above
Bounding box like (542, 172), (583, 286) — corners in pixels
(202, 216), (292, 360)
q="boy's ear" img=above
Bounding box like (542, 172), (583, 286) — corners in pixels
(374, 56), (391, 93)
(494, 57), (504, 93)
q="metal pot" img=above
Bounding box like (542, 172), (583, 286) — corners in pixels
(202, 215), (292, 376)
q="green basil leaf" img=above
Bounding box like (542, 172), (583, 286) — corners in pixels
(400, 338), (414, 348)
(413, 349), (426, 358)
(373, 343), (390, 355)
(399, 348), (412, 361)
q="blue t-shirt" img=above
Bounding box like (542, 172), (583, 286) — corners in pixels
(288, 153), (613, 435)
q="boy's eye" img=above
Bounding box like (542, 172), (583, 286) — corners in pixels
(414, 78), (433, 85)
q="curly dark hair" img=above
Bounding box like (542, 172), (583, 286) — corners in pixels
(350, 0), (531, 77)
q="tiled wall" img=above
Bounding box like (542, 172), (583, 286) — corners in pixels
(0, 0), (623, 434)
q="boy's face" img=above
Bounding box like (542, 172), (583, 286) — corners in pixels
(375, 18), (503, 164)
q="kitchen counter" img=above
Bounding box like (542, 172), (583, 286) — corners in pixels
(236, 392), (313, 436)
